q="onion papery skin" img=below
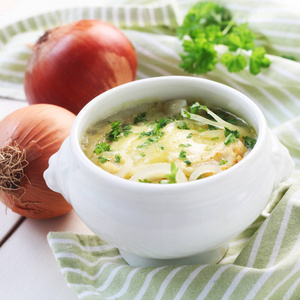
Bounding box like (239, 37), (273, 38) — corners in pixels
(24, 19), (138, 115)
(0, 104), (75, 219)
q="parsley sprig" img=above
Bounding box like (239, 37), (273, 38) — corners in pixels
(177, 1), (271, 75)
(224, 127), (239, 145)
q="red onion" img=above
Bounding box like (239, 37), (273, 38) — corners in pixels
(24, 20), (138, 115)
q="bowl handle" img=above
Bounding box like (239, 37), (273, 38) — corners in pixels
(43, 137), (73, 204)
(269, 129), (295, 188)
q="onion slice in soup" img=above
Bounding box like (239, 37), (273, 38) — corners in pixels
(129, 163), (188, 183)
(189, 164), (222, 181)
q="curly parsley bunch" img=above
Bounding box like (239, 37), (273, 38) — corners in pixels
(177, 2), (271, 75)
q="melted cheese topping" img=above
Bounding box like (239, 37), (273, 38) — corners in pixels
(81, 100), (256, 183)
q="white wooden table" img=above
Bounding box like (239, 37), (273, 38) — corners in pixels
(0, 0), (102, 299)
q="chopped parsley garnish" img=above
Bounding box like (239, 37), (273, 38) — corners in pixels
(106, 122), (132, 141)
(140, 117), (170, 138)
(122, 124), (132, 137)
(140, 152), (146, 157)
(164, 162), (178, 184)
(211, 137), (219, 141)
(184, 160), (192, 166)
(99, 156), (109, 164)
(157, 117), (172, 129)
(186, 133), (193, 138)
(177, 1), (271, 75)
(184, 111), (191, 119)
(138, 179), (152, 183)
(224, 133), (237, 145)
(134, 112), (147, 124)
(140, 130), (155, 137)
(224, 127), (239, 138)
(243, 136), (257, 149)
(106, 121), (122, 141)
(219, 159), (228, 165)
(190, 102), (201, 114)
(138, 117), (171, 148)
(94, 142), (111, 154)
(137, 136), (162, 148)
(115, 154), (121, 163)
(179, 143), (192, 147)
(224, 127), (239, 145)
(177, 122), (190, 130)
(190, 102), (207, 114)
(179, 149), (187, 159)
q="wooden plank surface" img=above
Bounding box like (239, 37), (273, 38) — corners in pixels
(0, 209), (92, 299)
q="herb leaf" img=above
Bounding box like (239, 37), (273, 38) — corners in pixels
(140, 117), (171, 138)
(122, 124), (132, 137)
(224, 127), (239, 145)
(184, 160), (192, 166)
(243, 136), (257, 149)
(224, 127), (239, 138)
(219, 159), (228, 165)
(106, 121), (122, 141)
(224, 23), (255, 52)
(179, 149), (187, 159)
(177, 1), (271, 76)
(115, 154), (121, 163)
(221, 52), (247, 73)
(134, 112), (147, 124)
(138, 179), (152, 183)
(99, 156), (109, 164)
(190, 102), (201, 114)
(180, 37), (218, 74)
(177, 122), (190, 130)
(249, 47), (271, 75)
(164, 162), (178, 184)
(94, 142), (111, 154)
(177, 2), (232, 40)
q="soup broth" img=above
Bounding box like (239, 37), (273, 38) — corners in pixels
(81, 99), (257, 183)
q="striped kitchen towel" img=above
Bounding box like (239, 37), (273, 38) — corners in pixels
(47, 180), (300, 299)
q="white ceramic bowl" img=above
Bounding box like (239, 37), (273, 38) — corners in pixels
(44, 76), (294, 267)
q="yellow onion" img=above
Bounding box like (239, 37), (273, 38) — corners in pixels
(0, 104), (75, 219)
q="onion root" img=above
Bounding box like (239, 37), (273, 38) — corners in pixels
(0, 143), (33, 206)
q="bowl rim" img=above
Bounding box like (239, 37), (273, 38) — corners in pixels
(69, 76), (267, 193)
